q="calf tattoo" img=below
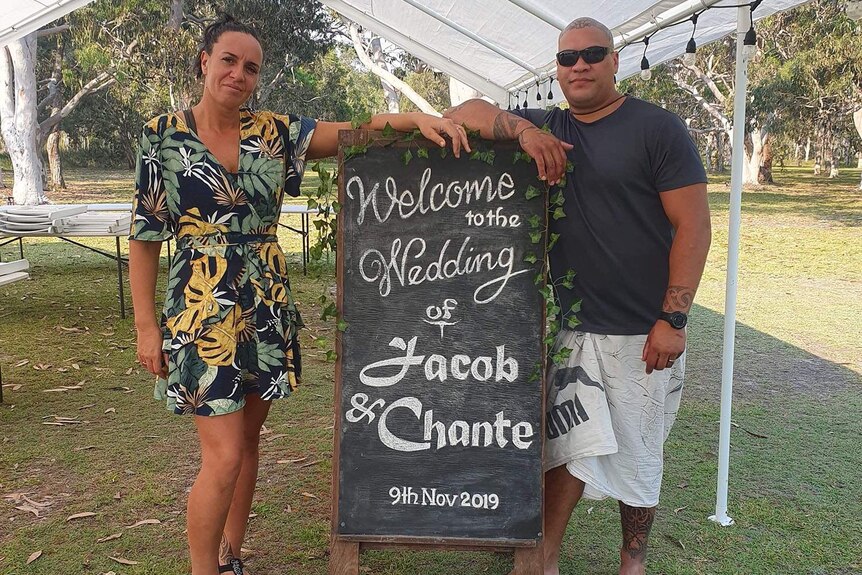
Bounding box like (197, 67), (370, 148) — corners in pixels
(619, 503), (656, 561)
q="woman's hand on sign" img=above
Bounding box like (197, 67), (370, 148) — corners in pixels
(136, 324), (167, 378)
(414, 115), (472, 158)
(517, 127), (573, 185)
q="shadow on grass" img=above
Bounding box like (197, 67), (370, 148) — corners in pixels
(706, 167), (862, 228)
(1, 251), (859, 575)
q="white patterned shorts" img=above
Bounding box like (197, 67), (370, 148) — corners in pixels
(545, 330), (685, 508)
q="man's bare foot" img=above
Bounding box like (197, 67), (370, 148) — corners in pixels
(504, 564), (559, 575)
(619, 560), (646, 575)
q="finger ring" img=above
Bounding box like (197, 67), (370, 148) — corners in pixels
(667, 359), (675, 366)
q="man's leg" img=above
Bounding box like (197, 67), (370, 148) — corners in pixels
(542, 465), (586, 575)
(618, 502), (656, 575)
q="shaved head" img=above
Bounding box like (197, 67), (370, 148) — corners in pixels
(560, 17), (614, 47)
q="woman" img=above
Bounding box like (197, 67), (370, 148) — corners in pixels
(129, 15), (469, 575)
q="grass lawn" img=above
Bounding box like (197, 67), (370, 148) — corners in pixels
(0, 163), (860, 575)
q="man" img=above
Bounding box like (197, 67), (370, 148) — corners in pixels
(444, 17), (711, 575)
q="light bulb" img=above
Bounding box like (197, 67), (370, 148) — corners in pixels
(742, 43), (757, 59)
(640, 68), (652, 81)
(683, 37), (697, 66)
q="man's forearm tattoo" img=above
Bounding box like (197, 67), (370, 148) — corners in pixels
(663, 285), (695, 313)
(619, 503), (656, 561)
(492, 112), (525, 140)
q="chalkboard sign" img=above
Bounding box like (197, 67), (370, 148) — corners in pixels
(334, 131), (546, 544)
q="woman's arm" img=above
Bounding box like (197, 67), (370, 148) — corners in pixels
(306, 112), (470, 160)
(129, 239), (167, 378)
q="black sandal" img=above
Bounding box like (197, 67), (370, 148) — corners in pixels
(218, 557), (244, 575)
(218, 533), (244, 575)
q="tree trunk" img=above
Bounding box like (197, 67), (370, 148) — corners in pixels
(743, 128), (767, 186)
(0, 36), (46, 205)
(369, 37), (399, 113)
(759, 137), (774, 184)
(804, 137), (811, 161)
(168, 0), (183, 31)
(854, 108), (862, 188)
(46, 126), (66, 190)
(716, 132), (725, 172)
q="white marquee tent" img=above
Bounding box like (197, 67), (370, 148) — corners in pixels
(1, 0), (820, 527)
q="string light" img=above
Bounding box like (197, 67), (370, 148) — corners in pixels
(640, 36), (651, 80)
(505, 0), (765, 100)
(683, 13), (698, 66)
(742, 2), (760, 59)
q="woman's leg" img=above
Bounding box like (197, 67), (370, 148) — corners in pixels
(189, 410), (246, 575)
(223, 393), (272, 560)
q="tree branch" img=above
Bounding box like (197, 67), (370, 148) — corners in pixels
(347, 21), (439, 116)
(38, 71), (116, 141)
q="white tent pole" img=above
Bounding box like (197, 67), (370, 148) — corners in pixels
(709, 4), (751, 528)
(504, 0), (568, 30)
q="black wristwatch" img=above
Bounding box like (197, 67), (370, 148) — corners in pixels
(659, 311), (687, 329)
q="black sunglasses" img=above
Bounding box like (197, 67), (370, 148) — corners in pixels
(556, 46), (611, 66)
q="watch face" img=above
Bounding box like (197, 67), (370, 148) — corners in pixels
(671, 312), (686, 328)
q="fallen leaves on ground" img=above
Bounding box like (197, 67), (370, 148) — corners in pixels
(108, 556), (138, 565)
(276, 456), (308, 464)
(26, 550), (42, 564)
(96, 533), (122, 543)
(126, 518), (160, 529)
(66, 512), (97, 521)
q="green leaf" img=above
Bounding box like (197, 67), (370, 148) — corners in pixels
(325, 350), (338, 362)
(527, 214), (541, 228)
(541, 123), (552, 133)
(514, 151), (532, 164)
(552, 206), (566, 220)
(382, 122), (396, 137)
(351, 112), (372, 129)
(465, 127), (481, 139)
(567, 316), (582, 329)
(439, 147), (449, 159)
(548, 232), (560, 251)
(337, 319), (349, 332)
(569, 300), (582, 314)
(525, 186), (542, 200)
(530, 231), (542, 244)
(417, 147), (429, 159)
(566, 160), (574, 173)
(524, 252), (538, 264)
(402, 149), (413, 165)
(344, 144), (368, 159)
(550, 190), (565, 206)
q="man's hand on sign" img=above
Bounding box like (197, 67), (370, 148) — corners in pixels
(517, 127), (573, 185)
(414, 115), (472, 158)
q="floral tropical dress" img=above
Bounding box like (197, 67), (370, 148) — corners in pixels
(130, 108), (316, 416)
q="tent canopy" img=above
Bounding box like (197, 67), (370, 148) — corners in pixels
(318, 0), (807, 104)
(3, 1), (808, 104)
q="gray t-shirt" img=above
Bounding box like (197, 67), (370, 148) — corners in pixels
(512, 97), (707, 335)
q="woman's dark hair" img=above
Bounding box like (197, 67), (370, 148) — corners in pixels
(192, 14), (261, 79)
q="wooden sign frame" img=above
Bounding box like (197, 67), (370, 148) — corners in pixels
(330, 130), (548, 575)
